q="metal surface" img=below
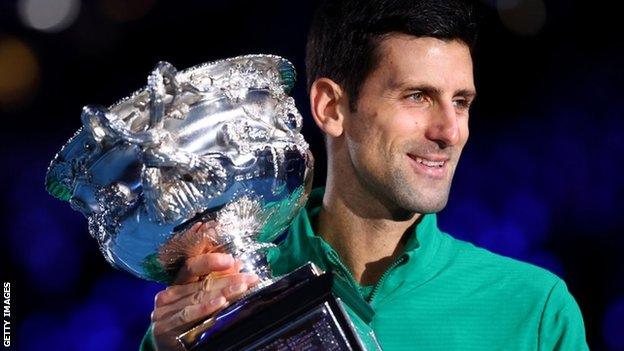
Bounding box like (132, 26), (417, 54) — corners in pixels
(46, 55), (313, 283)
(179, 263), (367, 351)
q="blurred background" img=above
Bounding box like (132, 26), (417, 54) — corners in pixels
(0, 0), (622, 350)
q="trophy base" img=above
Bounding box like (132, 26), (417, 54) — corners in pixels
(179, 263), (365, 350)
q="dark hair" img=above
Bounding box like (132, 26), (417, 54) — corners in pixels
(305, 0), (479, 110)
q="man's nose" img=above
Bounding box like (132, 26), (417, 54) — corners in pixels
(425, 102), (460, 148)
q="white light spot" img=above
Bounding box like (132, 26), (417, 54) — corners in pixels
(18, 0), (81, 33)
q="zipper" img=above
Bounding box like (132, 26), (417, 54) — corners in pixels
(368, 254), (407, 306)
(328, 247), (408, 306)
(328, 250), (360, 291)
(327, 250), (379, 324)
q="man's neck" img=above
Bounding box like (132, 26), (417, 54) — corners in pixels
(315, 183), (421, 286)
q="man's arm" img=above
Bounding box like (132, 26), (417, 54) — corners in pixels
(538, 279), (589, 350)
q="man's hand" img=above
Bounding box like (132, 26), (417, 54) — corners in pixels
(150, 222), (259, 351)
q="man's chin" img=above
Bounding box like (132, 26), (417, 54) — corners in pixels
(416, 200), (448, 214)
(396, 188), (450, 214)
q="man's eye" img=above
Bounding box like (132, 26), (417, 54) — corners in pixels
(453, 99), (471, 110)
(408, 92), (425, 103)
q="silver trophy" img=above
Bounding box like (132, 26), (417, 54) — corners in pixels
(46, 55), (367, 350)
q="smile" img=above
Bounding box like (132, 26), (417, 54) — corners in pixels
(406, 154), (448, 179)
(414, 157), (445, 168)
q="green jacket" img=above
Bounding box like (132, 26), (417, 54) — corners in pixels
(142, 188), (588, 350)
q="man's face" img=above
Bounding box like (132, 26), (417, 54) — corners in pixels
(344, 34), (475, 215)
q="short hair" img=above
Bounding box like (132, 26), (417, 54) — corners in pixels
(305, 0), (479, 110)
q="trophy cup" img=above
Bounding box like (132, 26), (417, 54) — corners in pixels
(45, 55), (368, 350)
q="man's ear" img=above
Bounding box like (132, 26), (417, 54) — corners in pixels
(309, 78), (348, 137)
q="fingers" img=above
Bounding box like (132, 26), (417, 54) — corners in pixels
(151, 254), (260, 351)
(152, 273), (258, 322)
(152, 296), (228, 343)
(221, 279), (252, 301)
(156, 260), (247, 306)
(175, 296), (228, 325)
(152, 288), (223, 323)
(173, 252), (235, 284)
(155, 280), (203, 307)
(213, 271), (259, 301)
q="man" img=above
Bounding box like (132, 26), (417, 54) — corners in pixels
(143, 0), (589, 349)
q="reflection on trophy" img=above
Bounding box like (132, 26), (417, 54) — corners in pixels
(46, 55), (366, 350)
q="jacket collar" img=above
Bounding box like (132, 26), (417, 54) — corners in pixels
(270, 187), (444, 285)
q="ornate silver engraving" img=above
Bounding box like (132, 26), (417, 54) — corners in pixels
(46, 55), (313, 282)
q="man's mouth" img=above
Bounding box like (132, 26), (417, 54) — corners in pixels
(413, 156), (445, 168)
(407, 154), (449, 178)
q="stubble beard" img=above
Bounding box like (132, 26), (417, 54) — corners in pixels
(388, 165), (454, 214)
(378, 151), (458, 216)
(348, 142), (459, 219)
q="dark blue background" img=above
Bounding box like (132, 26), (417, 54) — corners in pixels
(1, 0), (622, 350)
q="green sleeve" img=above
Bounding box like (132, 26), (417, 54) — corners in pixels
(538, 279), (589, 350)
(139, 324), (156, 351)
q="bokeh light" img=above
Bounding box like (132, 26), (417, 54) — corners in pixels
(18, 0), (80, 33)
(97, 0), (155, 22)
(0, 36), (39, 107)
(1, 1), (622, 349)
(497, 0), (546, 36)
